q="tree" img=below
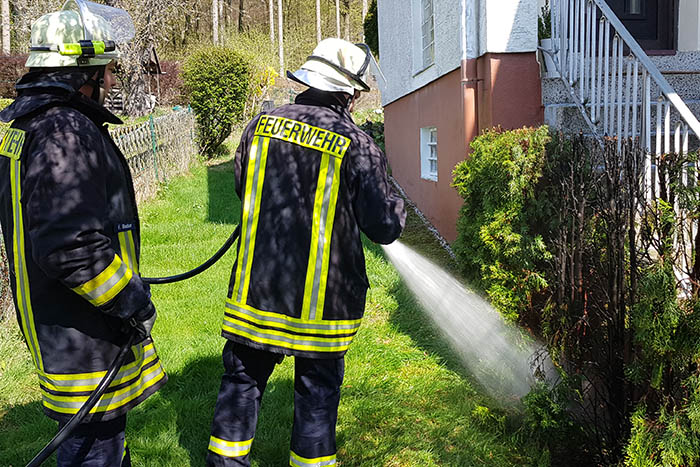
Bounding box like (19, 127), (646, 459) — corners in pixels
(277, 0), (283, 74)
(238, 0), (244, 32)
(335, 0), (339, 37)
(315, 0), (321, 43)
(363, 0), (377, 57)
(268, 0), (274, 45)
(1, 0), (9, 54)
(212, 0), (219, 44)
(361, 0), (367, 40)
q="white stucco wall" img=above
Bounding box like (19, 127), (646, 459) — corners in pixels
(678, 0), (700, 51)
(379, 0), (538, 106)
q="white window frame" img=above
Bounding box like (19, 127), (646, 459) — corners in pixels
(420, 0), (435, 69)
(420, 127), (438, 182)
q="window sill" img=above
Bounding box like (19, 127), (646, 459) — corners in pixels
(420, 175), (438, 183)
(413, 62), (435, 78)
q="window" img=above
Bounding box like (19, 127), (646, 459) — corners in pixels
(421, 0), (435, 68)
(420, 127), (437, 181)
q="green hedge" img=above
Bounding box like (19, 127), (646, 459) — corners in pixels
(452, 126), (551, 322)
(183, 46), (252, 158)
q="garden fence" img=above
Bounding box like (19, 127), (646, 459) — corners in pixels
(0, 108), (197, 320)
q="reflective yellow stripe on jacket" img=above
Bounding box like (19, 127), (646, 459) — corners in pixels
(72, 254), (132, 306)
(227, 116), (356, 354)
(1, 128), (43, 370)
(39, 340), (166, 415)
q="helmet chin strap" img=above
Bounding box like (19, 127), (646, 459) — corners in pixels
(84, 67), (106, 105)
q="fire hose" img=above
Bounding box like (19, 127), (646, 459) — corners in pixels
(26, 225), (240, 467)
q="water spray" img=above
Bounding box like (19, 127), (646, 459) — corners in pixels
(382, 240), (552, 401)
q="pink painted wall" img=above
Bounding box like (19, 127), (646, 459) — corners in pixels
(384, 52), (543, 243)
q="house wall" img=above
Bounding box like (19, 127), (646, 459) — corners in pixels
(384, 69), (466, 242)
(377, 0), (462, 107)
(380, 0), (542, 243)
(679, 0), (700, 51)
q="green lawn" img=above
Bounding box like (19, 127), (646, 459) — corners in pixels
(0, 156), (540, 466)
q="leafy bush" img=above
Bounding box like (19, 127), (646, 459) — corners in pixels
(0, 55), (28, 98)
(183, 45), (252, 158)
(451, 126), (551, 322)
(359, 119), (384, 152)
(152, 60), (186, 106)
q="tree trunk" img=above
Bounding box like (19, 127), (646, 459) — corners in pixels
(316, 0), (321, 43)
(269, 0), (274, 45)
(1, 0), (9, 54)
(344, 0), (350, 40)
(238, 0), (244, 33)
(219, 0), (224, 42)
(335, 0), (340, 37)
(277, 0), (283, 75)
(212, 0), (219, 44)
(122, 46), (153, 117)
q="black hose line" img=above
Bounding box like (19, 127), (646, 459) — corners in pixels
(142, 225), (240, 285)
(25, 226), (240, 465)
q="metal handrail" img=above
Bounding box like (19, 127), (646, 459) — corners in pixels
(548, 0), (700, 154)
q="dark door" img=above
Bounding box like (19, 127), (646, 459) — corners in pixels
(605, 0), (674, 51)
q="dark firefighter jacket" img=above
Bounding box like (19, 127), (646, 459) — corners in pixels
(0, 70), (166, 423)
(223, 88), (406, 359)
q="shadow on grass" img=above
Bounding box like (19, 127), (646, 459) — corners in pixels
(129, 352), (295, 467)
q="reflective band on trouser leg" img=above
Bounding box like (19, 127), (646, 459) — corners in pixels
(234, 136), (269, 304)
(302, 152), (342, 321)
(10, 158), (43, 370)
(208, 436), (253, 458)
(118, 230), (139, 274)
(289, 452), (336, 467)
(72, 254), (133, 306)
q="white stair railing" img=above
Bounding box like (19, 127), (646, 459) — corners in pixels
(547, 0), (700, 293)
(548, 0), (700, 156)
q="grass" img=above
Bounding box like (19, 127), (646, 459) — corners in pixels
(0, 156), (541, 466)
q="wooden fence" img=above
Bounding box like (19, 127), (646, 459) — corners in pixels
(0, 108), (197, 320)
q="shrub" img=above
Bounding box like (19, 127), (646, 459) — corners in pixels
(0, 55), (28, 98)
(152, 60), (186, 106)
(451, 126), (551, 322)
(183, 45), (252, 158)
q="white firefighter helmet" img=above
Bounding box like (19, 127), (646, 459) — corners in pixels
(26, 0), (135, 68)
(287, 38), (381, 95)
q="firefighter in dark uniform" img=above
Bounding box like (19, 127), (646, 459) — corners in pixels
(0, 1), (166, 465)
(207, 38), (406, 466)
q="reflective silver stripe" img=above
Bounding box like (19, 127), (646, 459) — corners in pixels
(237, 138), (265, 302)
(225, 301), (360, 332)
(12, 158), (42, 370)
(208, 436), (252, 457)
(307, 155), (336, 320)
(38, 344), (155, 389)
(222, 319), (354, 349)
(43, 360), (164, 410)
(119, 231), (137, 273)
(290, 452), (336, 467)
(77, 261), (129, 302)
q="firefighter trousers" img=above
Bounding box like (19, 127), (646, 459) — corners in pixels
(206, 340), (345, 467)
(56, 414), (130, 467)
